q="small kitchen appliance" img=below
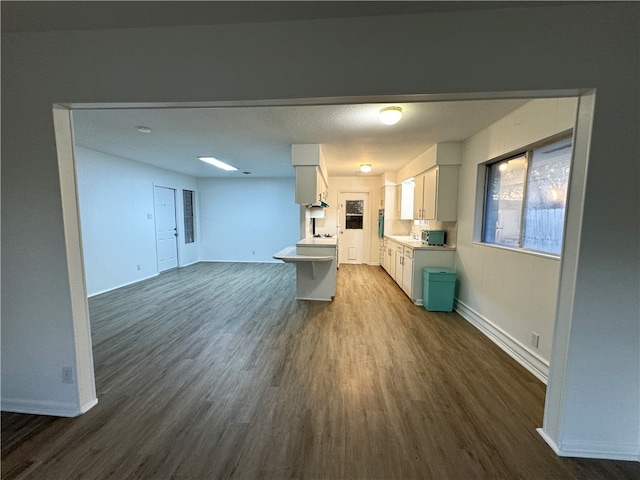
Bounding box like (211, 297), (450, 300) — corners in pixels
(421, 230), (446, 246)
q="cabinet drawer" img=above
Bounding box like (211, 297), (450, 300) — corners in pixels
(403, 246), (414, 259)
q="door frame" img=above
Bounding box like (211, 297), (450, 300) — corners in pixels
(54, 90), (596, 454)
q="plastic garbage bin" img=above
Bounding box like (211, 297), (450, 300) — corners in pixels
(423, 268), (456, 312)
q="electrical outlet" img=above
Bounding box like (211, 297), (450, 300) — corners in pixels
(531, 332), (540, 349)
(62, 366), (74, 384)
(252, 250), (255, 255)
(137, 264), (141, 271)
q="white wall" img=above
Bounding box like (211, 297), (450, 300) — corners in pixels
(198, 177), (299, 262)
(1, 3), (638, 460)
(76, 147), (199, 296)
(455, 98), (577, 372)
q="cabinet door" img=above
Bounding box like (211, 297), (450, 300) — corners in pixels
(402, 247), (413, 298)
(413, 174), (425, 219)
(434, 166), (459, 221)
(399, 181), (414, 220)
(385, 241), (396, 276)
(422, 168), (438, 220)
(394, 247), (403, 283)
(295, 166), (317, 204)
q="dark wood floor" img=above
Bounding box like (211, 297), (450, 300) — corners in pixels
(2, 262), (639, 479)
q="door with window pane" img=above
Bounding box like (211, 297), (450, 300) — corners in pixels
(338, 192), (368, 264)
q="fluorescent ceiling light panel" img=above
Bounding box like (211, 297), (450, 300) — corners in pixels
(198, 156), (238, 171)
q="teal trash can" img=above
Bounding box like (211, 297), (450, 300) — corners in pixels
(423, 268), (456, 312)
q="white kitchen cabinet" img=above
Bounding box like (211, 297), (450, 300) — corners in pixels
(292, 144), (329, 205)
(401, 247), (414, 297)
(397, 181), (414, 220)
(388, 243), (414, 298)
(384, 239), (398, 277)
(383, 235), (456, 305)
(413, 166), (459, 221)
(295, 166), (328, 205)
(393, 242), (403, 284)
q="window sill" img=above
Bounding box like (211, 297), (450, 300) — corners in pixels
(472, 242), (561, 261)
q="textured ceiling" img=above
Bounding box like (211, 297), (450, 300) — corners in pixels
(72, 99), (530, 178)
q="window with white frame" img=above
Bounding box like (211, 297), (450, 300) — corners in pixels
(482, 136), (573, 255)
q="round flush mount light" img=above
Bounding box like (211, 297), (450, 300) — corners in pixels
(379, 106), (403, 125)
(360, 164), (372, 173)
(136, 126), (152, 134)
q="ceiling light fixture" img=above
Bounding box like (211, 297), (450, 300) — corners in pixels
(379, 106), (403, 125)
(360, 164), (372, 173)
(136, 126), (152, 134)
(198, 156), (238, 171)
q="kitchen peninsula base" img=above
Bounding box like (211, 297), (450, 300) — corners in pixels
(273, 237), (337, 301)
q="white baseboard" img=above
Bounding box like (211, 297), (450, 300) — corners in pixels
(1, 396), (98, 417)
(88, 273), (159, 297)
(537, 428), (640, 462)
(180, 260), (200, 267)
(455, 299), (549, 384)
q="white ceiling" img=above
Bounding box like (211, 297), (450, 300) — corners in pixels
(72, 98), (529, 178)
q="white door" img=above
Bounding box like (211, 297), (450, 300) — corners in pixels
(338, 192), (368, 264)
(154, 186), (178, 272)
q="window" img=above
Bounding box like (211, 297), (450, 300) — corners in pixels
(482, 136), (572, 255)
(183, 189), (195, 244)
(345, 200), (364, 229)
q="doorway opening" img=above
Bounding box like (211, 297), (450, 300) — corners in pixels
(54, 90), (594, 450)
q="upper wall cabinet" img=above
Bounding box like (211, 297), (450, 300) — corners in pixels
(414, 165), (459, 221)
(292, 144), (329, 205)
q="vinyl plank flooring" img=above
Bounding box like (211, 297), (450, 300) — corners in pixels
(3, 262), (640, 480)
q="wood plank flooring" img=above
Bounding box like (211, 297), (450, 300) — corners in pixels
(3, 262), (639, 479)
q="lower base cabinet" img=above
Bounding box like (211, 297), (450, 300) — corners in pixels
(382, 244), (455, 305)
(401, 251), (413, 297)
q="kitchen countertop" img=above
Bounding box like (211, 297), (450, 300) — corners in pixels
(296, 237), (337, 247)
(385, 235), (456, 251)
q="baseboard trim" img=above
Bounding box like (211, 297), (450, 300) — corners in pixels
(537, 428), (640, 462)
(455, 299), (549, 384)
(180, 260), (200, 267)
(88, 273), (159, 297)
(1, 396), (98, 417)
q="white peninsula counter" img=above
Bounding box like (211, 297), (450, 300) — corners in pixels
(273, 237), (337, 301)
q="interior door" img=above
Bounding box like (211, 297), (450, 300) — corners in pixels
(154, 186), (178, 272)
(338, 192), (368, 264)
